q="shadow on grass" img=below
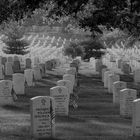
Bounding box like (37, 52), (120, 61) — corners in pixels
(56, 116), (85, 123)
(120, 74), (133, 82)
(2, 104), (29, 113)
(38, 137), (65, 140)
(39, 79), (57, 87)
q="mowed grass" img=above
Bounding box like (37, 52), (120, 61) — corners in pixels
(0, 66), (140, 140)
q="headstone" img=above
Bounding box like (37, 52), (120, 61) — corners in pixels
(1, 57), (7, 66)
(101, 68), (108, 82)
(12, 73), (25, 95)
(33, 67), (42, 80)
(63, 74), (75, 87)
(24, 69), (34, 86)
(30, 96), (55, 139)
(95, 58), (103, 72)
(66, 67), (77, 76)
(26, 58), (32, 69)
(113, 81), (127, 104)
(50, 86), (69, 116)
(5, 62), (13, 76)
(39, 63), (46, 77)
(120, 88), (137, 118)
(0, 56), (2, 64)
(7, 56), (13, 63)
(104, 71), (114, 88)
(122, 63), (131, 74)
(13, 55), (19, 61)
(0, 65), (4, 79)
(132, 99), (140, 136)
(134, 69), (140, 83)
(117, 59), (122, 68)
(0, 80), (14, 105)
(108, 74), (120, 93)
(45, 61), (53, 70)
(57, 80), (73, 94)
(50, 59), (57, 69)
(99, 65), (107, 76)
(34, 57), (40, 66)
(13, 60), (21, 73)
(70, 62), (79, 72)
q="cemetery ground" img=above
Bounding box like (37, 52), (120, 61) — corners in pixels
(0, 67), (140, 140)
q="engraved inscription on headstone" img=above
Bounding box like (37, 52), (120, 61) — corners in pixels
(0, 80), (14, 105)
(113, 81), (127, 104)
(30, 96), (55, 139)
(50, 86), (69, 116)
(120, 88), (137, 118)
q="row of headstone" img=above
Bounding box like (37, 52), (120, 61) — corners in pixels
(101, 57), (140, 136)
(30, 59), (80, 139)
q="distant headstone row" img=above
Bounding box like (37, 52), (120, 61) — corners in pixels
(96, 53), (140, 136)
(30, 58), (80, 139)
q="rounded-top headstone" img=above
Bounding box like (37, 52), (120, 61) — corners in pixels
(30, 96), (55, 139)
(50, 86), (69, 116)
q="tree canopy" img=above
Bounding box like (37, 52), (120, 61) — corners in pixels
(0, 0), (140, 37)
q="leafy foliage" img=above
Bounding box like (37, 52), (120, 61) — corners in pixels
(0, 0), (140, 39)
(79, 39), (105, 60)
(2, 21), (30, 55)
(63, 42), (84, 59)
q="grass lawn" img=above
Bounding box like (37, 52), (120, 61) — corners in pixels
(0, 64), (140, 140)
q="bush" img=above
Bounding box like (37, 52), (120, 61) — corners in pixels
(1, 20), (30, 55)
(63, 42), (84, 59)
(78, 39), (106, 61)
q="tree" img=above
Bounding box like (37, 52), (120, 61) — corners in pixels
(51, 0), (140, 37)
(63, 42), (84, 59)
(79, 39), (105, 61)
(2, 20), (30, 55)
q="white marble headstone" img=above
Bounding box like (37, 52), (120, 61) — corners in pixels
(0, 80), (14, 105)
(26, 58), (32, 69)
(30, 96), (55, 139)
(108, 74), (120, 93)
(63, 74), (75, 87)
(7, 56), (13, 63)
(101, 68), (108, 82)
(24, 69), (34, 86)
(112, 81), (127, 104)
(33, 67), (42, 80)
(5, 62), (13, 76)
(66, 67), (77, 76)
(13, 73), (25, 95)
(120, 88), (137, 118)
(132, 99), (140, 136)
(0, 65), (4, 79)
(50, 86), (69, 116)
(57, 80), (73, 94)
(134, 69), (140, 83)
(95, 59), (103, 72)
(104, 71), (114, 88)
